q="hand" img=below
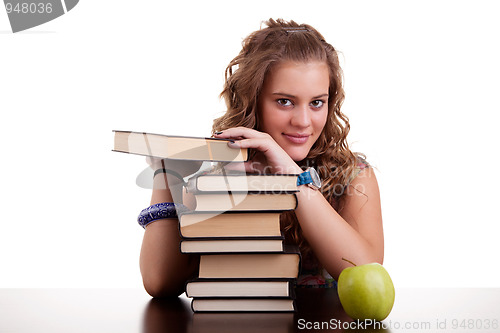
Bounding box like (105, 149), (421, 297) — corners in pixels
(215, 127), (303, 174)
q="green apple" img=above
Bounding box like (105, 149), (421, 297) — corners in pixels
(337, 258), (395, 321)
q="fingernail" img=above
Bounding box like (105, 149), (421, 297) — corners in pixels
(214, 131), (223, 135)
(227, 140), (238, 146)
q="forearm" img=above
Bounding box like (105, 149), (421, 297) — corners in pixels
(294, 186), (383, 279)
(139, 173), (199, 297)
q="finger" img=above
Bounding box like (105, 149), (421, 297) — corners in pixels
(228, 138), (272, 153)
(214, 127), (267, 140)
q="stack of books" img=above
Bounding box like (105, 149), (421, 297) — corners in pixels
(112, 130), (301, 312)
(182, 172), (301, 312)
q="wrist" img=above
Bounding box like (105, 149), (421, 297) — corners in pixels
(274, 164), (303, 175)
(151, 186), (174, 205)
(296, 167), (322, 191)
(151, 174), (185, 204)
(137, 202), (189, 228)
(153, 168), (186, 187)
(292, 165), (304, 174)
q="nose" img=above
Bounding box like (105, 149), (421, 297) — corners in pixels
(290, 105), (312, 128)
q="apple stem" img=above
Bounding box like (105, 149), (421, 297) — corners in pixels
(342, 257), (357, 267)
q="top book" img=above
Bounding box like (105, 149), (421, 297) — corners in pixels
(112, 130), (248, 162)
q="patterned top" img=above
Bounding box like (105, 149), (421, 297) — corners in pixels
(295, 160), (369, 288)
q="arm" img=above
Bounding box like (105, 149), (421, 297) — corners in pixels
(139, 164), (200, 298)
(215, 128), (384, 280)
(294, 166), (384, 279)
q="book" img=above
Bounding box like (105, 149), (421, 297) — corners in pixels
(180, 235), (284, 253)
(186, 173), (299, 193)
(191, 298), (296, 312)
(193, 193), (297, 212)
(112, 130), (248, 162)
(190, 312), (294, 332)
(186, 278), (295, 298)
(198, 246), (301, 279)
(179, 211), (282, 238)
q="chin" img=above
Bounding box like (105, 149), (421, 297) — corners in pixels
(288, 151), (309, 162)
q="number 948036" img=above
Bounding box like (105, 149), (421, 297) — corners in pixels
(5, 2), (53, 14)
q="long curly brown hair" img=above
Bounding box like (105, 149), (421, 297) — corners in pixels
(212, 19), (361, 256)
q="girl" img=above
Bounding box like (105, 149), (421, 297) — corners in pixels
(139, 19), (384, 297)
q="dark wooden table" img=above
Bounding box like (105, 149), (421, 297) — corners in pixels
(1, 288), (499, 332)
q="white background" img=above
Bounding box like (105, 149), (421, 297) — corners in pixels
(1, 0), (499, 288)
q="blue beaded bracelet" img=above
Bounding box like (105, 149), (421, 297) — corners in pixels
(137, 202), (188, 228)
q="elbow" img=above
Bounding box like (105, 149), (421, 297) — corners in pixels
(377, 254), (384, 265)
(358, 247), (384, 266)
(144, 285), (185, 299)
(141, 265), (188, 298)
(142, 274), (186, 298)
(372, 243), (384, 265)
(358, 240), (384, 266)
(329, 248), (384, 280)
(139, 252), (199, 298)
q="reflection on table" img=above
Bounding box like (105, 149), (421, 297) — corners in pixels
(1, 288), (498, 333)
(142, 288), (391, 333)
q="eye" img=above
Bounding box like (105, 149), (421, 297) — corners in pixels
(310, 100), (325, 109)
(277, 99), (293, 107)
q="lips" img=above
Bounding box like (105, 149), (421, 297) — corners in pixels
(283, 133), (310, 144)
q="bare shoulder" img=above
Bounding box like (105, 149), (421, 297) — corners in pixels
(343, 166), (381, 207)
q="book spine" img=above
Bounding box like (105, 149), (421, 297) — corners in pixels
(188, 189), (300, 194)
(190, 299), (196, 313)
(197, 245), (300, 256)
(190, 298), (297, 312)
(180, 235), (284, 241)
(185, 278), (295, 298)
(178, 211), (282, 239)
(185, 174), (300, 194)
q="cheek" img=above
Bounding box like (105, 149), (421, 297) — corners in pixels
(260, 109), (284, 134)
(313, 111), (329, 132)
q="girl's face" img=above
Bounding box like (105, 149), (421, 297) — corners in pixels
(259, 60), (330, 162)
